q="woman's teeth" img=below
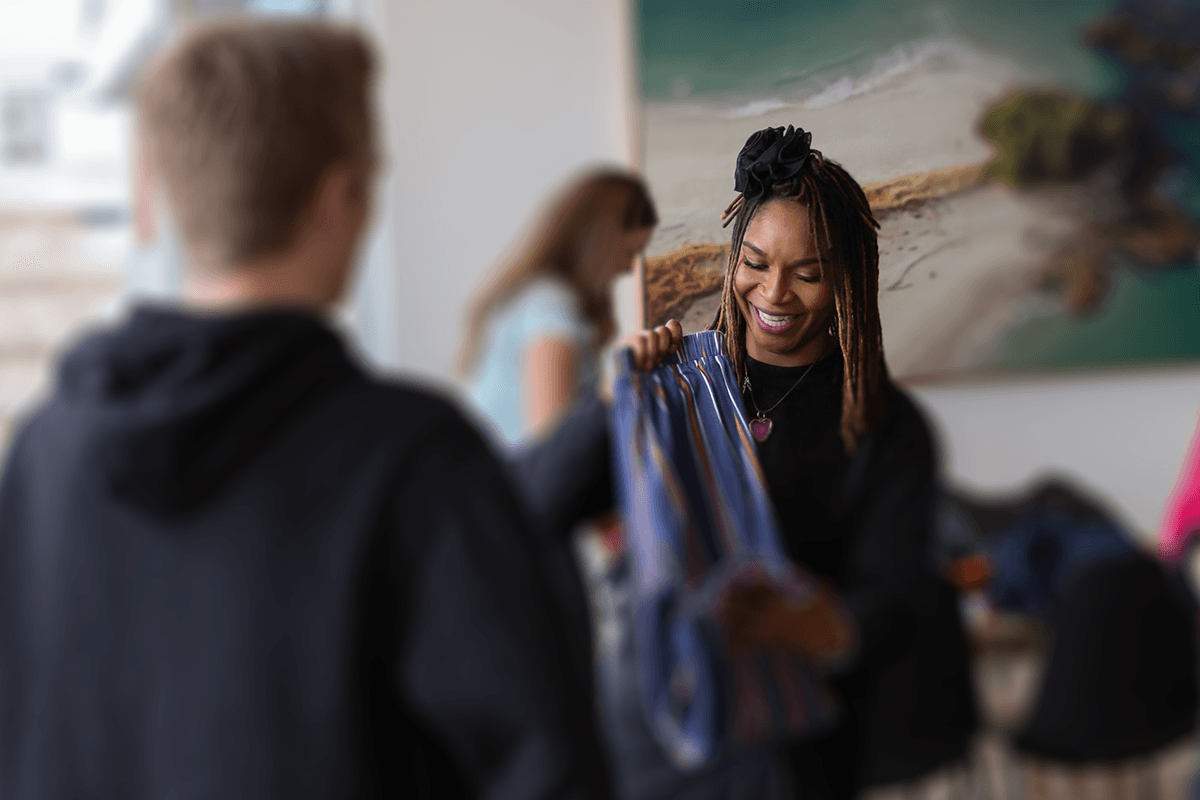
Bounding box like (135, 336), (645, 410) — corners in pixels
(754, 306), (798, 330)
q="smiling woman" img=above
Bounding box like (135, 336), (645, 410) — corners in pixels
(713, 125), (885, 454)
(600, 124), (978, 799)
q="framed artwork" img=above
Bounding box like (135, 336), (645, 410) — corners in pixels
(637, 0), (1200, 381)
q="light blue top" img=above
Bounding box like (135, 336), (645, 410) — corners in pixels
(467, 276), (598, 448)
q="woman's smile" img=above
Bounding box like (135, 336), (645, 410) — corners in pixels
(750, 304), (800, 333)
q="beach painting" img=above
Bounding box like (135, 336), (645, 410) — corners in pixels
(637, 0), (1200, 381)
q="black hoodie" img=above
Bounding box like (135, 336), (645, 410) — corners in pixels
(0, 306), (609, 800)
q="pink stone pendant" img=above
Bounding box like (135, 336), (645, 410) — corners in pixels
(750, 417), (773, 443)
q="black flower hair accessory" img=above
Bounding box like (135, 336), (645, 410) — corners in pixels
(722, 125), (813, 227)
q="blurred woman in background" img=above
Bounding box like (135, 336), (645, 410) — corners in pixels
(461, 169), (657, 447)
(459, 170), (659, 796)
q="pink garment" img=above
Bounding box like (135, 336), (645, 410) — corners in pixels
(1160, 414), (1200, 562)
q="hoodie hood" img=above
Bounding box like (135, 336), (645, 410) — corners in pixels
(56, 305), (358, 518)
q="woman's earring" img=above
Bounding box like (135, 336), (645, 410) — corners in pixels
(828, 323), (837, 337)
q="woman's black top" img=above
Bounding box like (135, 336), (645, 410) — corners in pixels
(508, 351), (978, 798)
(742, 353), (977, 797)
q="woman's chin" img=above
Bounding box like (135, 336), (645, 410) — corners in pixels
(747, 330), (832, 365)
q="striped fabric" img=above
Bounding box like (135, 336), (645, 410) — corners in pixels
(609, 330), (839, 771)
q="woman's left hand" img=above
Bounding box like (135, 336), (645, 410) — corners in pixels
(723, 581), (856, 663)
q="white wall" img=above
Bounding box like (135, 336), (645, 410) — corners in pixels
(361, 0), (639, 384)
(909, 366), (1200, 542)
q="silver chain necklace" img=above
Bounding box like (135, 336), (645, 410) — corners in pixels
(742, 361), (815, 443)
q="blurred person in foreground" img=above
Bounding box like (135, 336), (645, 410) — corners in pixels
(0, 20), (608, 800)
(460, 169), (657, 448)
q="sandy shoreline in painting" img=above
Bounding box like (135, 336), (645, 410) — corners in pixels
(641, 47), (1098, 380)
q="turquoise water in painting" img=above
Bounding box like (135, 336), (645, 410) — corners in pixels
(639, 0), (1125, 102)
(639, 0), (1200, 371)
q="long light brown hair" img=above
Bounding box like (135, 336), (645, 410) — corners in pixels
(460, 169), (658, 374)
(712, 150), (886, 453)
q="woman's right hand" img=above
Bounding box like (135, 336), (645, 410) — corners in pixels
(600, 319), (684, 403)
(619, 319), (684, 372)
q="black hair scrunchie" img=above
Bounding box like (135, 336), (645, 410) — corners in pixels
(733, 125), (813, 206)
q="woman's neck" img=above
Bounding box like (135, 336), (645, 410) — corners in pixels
(745, 331), (839, 368)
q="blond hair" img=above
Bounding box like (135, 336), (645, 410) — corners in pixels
(137, 19), (377, 267)
(459, 169), (658, 374)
